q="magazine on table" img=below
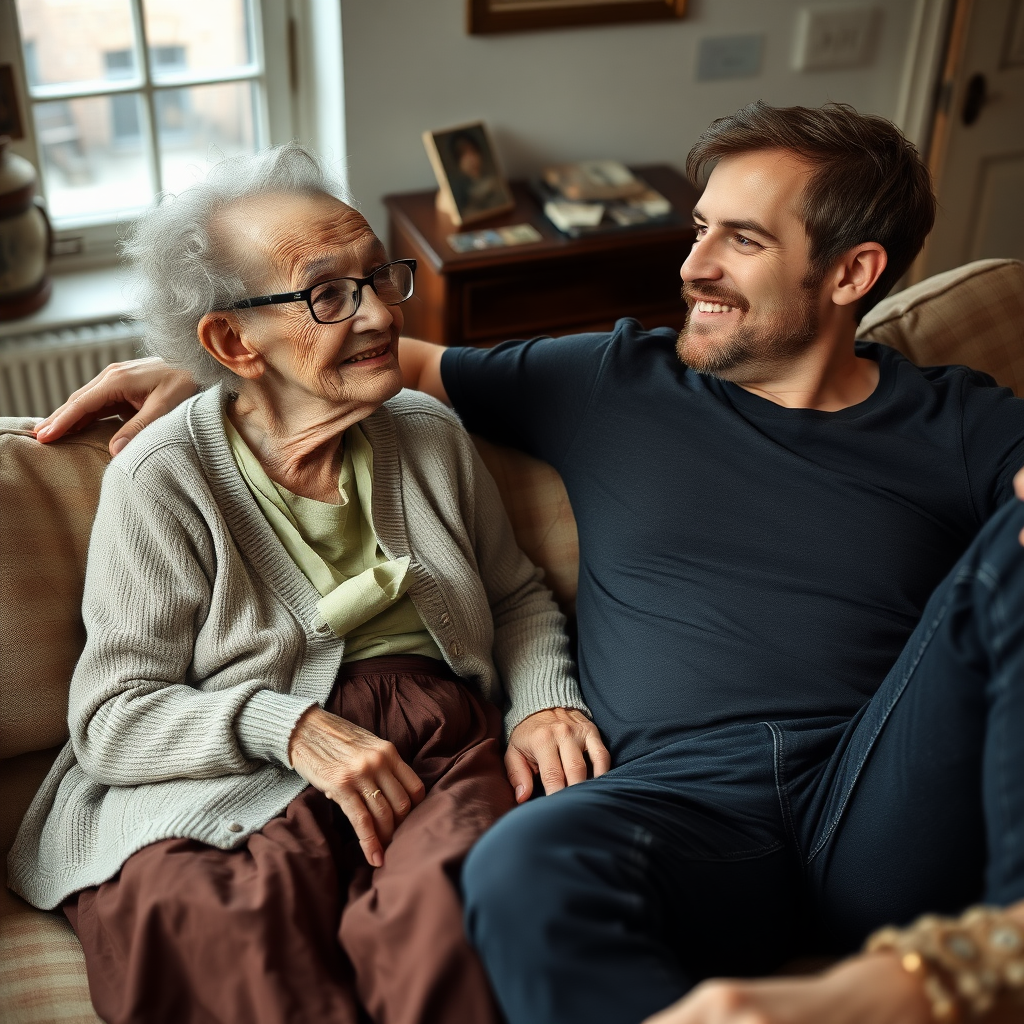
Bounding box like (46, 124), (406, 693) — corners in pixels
(532, 161), (680, 237)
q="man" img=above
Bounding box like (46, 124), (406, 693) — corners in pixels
(36, 102), (1024, 1023)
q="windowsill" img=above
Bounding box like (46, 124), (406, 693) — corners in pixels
(0, 265), (131, 340)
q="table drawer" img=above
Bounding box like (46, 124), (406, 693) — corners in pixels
(459, 241), (688, 341)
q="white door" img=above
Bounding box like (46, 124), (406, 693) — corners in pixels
(918, 0), (1024, 277)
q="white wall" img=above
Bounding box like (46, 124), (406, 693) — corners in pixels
(341, 0), (928, 239)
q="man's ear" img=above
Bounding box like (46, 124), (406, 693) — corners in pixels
(197, 313), (265, 379)
(829, 243), (888, 309)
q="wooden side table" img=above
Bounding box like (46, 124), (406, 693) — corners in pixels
(384, 165), (699, 347)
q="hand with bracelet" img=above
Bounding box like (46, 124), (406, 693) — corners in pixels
(643, 903), (1024, 1024)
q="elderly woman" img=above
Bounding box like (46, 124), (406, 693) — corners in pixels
(8, 143), (607, 1024)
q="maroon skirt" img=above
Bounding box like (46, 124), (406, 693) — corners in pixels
(65, 656), (515, 1024)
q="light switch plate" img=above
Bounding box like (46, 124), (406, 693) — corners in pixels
(696, 34), (764, 81)
(793, 6), (879, 72)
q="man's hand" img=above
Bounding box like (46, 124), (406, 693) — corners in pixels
(505, 707), (611, 803)
(288, 705), (425, 868)
(34, 356), (198, 457)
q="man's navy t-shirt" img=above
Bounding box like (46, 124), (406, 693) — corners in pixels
(442, 320), (1024, 764)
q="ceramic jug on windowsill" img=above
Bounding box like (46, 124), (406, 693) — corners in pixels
(0, 136), (52, 321)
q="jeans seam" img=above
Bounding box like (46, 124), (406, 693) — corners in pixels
(995, 661), (1012, 894)
(978, 560), (1013, 886)
(764, 722), (800, 857)
(806, 586), (956, 864)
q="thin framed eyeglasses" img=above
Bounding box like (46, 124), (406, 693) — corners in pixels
(228, 259), (417, 325)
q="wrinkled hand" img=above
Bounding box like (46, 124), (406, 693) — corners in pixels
(641, 954), (935, 1024)
(34, 356), (198, 457)
(288, 705), (425, 867)
(505, 707), (611, 803)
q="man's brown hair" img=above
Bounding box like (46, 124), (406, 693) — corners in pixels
(685, 100), (935, 319)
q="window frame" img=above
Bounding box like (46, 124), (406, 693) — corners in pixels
(1, 0), (302, 270)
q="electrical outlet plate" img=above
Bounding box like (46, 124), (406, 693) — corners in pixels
(793, 5), (879, 72)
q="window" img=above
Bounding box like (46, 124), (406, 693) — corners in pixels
(15, 0), (264, 224)
(2, 0), (319, 266)
(105, 50), (141, 141)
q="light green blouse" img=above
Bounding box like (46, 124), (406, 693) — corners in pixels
(225, 415), (443, 663)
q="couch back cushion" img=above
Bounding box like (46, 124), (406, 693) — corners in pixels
(858, 258), (1024, 396)
(473, 436), (579, 617)
(0, 419), (116, 758)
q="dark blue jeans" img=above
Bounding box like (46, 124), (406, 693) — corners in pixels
(463, 497), (1024, 1024)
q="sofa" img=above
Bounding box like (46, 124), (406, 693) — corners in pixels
(2, 258), (1022, 1023)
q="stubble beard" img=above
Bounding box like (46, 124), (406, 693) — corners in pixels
(676, 283), (820, 384)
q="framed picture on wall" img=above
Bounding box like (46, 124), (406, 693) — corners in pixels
(468, 0), (687, 35)
(422, 121), (515, 226)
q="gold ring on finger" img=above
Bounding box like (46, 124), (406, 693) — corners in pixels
(368, 789), (383, 801)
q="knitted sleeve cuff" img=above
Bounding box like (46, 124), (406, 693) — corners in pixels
(235, 689), (319, 768)
(502, 675), (593, 740)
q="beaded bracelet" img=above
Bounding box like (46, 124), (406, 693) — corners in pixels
(865, 906), (1024, 1021)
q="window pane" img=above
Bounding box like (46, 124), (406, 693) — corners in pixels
(35, 95), (153, 222)
(16, 0), (139, 90)
(144, 0), (256, 81)
(159, 81), (256, 196)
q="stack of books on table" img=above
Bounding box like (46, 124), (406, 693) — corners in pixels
(532, 160), (679, 237)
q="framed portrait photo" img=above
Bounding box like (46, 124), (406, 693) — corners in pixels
(422, 121), (515, 227)
(468, 0), (687, 35)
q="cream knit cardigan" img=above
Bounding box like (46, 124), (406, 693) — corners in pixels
(9, 386), (587, 910)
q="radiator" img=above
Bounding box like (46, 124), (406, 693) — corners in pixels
(0, 320), (142, 418)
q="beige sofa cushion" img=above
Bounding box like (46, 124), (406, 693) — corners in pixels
(0, 914), (98, 1024)
(0, 749), (99, 1023)
(0, 419), (117, 759)
(473, 436), (579, 618)
(858, 258), (1024, 396)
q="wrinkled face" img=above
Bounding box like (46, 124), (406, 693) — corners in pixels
(676, 150), (825, 382)
(220, 192), (404, 409)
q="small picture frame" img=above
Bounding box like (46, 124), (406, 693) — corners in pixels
(422, 121), (515, 226)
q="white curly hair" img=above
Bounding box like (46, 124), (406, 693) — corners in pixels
(120, 142), (353, 388)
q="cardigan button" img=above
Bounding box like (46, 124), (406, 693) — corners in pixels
(449, 641), (462, 657)
(226, 821), (244, 833)
(439, 612), (451, 627)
